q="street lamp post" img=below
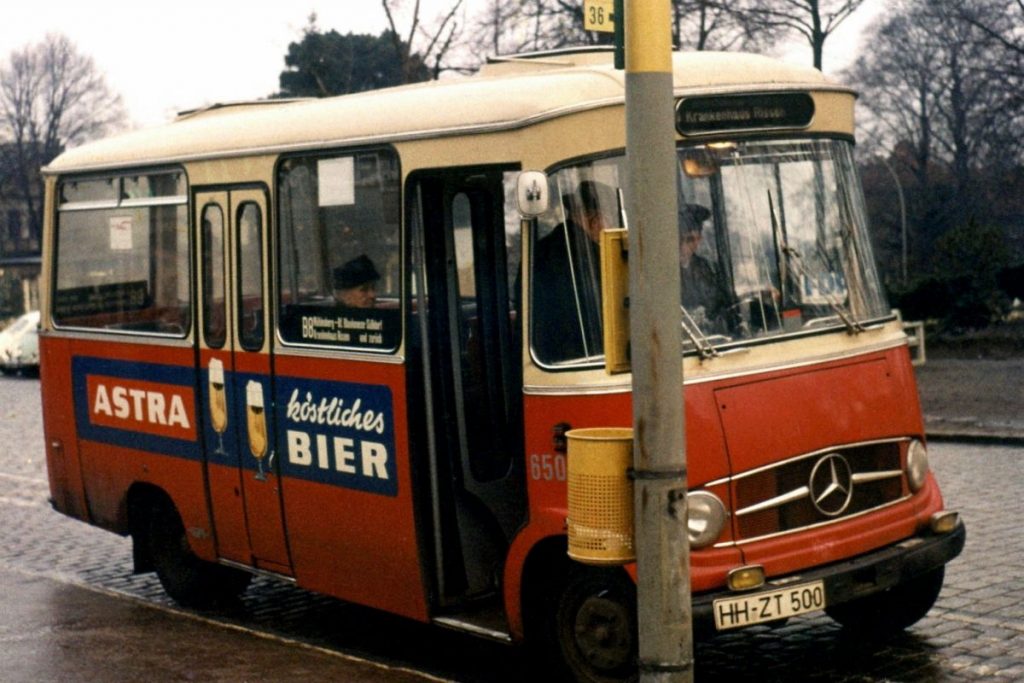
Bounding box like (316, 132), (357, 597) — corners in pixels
(879, 156), (907, 285)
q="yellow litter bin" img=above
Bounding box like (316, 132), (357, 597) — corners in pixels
(566, 427), (635, 564)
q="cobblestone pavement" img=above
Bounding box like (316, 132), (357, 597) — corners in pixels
(2, 374), (1022, 682)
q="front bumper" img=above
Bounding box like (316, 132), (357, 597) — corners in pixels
(693, 521), (966, 636)
(1, 354), (38, 370)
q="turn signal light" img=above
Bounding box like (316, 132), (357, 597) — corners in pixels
(930, 510), (960, 534)
(727, 565), (765, 592)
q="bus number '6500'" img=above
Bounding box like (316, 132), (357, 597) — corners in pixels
(529, 453), (567, 481)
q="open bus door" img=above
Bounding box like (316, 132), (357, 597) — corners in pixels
(408, 167), (526, 615)
(195, 186), (292, 574)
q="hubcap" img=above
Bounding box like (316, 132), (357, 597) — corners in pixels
(574, 592), (633, 672)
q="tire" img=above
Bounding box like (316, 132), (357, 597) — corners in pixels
(551, 567), (638, 683)
(825, 567), (945, 636)
(147, 500), (251, 608)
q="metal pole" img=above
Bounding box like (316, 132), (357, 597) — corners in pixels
(879, 156), (907, 285)
(623, 2), (693, 681)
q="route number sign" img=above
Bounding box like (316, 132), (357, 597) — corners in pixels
(584, 0), (615, 33)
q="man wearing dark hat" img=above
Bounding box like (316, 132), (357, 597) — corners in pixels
(531, 180), (615, 363)
(333, 254), (380, 308)
(679, 203), (735, 333)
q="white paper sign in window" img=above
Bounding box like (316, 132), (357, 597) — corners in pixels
(318, 157), (355, 207)
(110, 216), (133, 250)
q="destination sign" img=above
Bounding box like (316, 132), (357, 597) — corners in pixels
(675, 93), (815, 135)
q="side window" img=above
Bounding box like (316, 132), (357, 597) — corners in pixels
(530, 160), (624, 366)
(53, 170), (190, 335)
(201, 204), (226, 348)
(502, 171), (522, 301)
(237, 202), (264, 351)
(277, 149), (401, 351)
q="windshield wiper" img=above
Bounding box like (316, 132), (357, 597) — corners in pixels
(680, 306), (720, 359)
(766, 190), (863, 335)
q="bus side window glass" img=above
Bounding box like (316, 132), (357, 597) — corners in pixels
(530, 165), (620, 365)
(53, 171), (189, 334)
(237, 202), (264, 351)
(276, 150), (401, 351)
(202, 204), (226, 348)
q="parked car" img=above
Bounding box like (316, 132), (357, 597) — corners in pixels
(0, 310), (40, 375)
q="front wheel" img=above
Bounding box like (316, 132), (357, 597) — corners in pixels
(825, 567), (945, 636)
(553, 567), (638, 683)
(146, 500), (251, 608)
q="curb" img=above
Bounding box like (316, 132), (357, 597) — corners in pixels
(925, 429), (1024, 447)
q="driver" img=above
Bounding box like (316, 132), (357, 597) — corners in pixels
(679, 204), (736, 334)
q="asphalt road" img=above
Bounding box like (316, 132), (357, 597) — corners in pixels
(2, 374), (1022, 682)
(916, 357), (1024, 440)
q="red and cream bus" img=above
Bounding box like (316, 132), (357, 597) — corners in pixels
(40, 47), (963, 681)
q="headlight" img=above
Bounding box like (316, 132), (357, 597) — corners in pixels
(687, 490), (726, 548)
(906, 439), (929, 492)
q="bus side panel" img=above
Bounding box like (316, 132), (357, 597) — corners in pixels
(204, 460), (251, 565)
(59, 339), (216, 560)
(518, 383), (740, 587)
(274, 354), (428, 621)
(40, 335), (89, 521)
(77, 443), (211, 543)
(521, 382), (732, 515)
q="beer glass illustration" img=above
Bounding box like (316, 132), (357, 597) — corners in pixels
(208, 358), (228, 455)
(246, 380), (269, 480)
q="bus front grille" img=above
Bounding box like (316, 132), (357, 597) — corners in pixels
(731, 440), (907, 542)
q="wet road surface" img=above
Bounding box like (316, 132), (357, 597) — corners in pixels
(2, 374), (1022, 681)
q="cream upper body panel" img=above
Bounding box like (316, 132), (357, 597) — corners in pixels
(45, 51), (853, 176)
(522, 318), (909, 395)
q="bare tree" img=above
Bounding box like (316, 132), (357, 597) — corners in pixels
(918, 2), (1019, 197)
(849, 0), (1023, 276)
(951, 1), (1024, 122)
(467, 0), (786, 59)
(381, 0), (468, 80)
(468, 0), (544, 60)
(847, 5), (941, 190)
(674, 0), (786, 52)
(954, 0), (1024, 58)
(469, 0), (612, 60)
(745, 0), (867, 70)
(0, 34), (125, 237)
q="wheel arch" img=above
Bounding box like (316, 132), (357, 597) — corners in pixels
(126, 482), (175, 574)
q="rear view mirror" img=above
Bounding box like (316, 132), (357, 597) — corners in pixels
(516, 171), (549, 217)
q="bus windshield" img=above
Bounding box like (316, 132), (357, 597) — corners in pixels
(529, 138), (890, 367)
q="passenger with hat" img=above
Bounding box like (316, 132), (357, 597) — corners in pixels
(333, 254), (380, 308)
(531, 180), (616, 363)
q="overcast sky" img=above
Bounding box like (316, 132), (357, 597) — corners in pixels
(2, 1), (880, 129)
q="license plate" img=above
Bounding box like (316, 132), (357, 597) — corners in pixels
(713, 580), (825, 630)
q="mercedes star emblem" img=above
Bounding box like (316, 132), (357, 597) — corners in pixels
(809, 453), (854, 517)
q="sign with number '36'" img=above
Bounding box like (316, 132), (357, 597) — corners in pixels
(583, 0), (615, 33)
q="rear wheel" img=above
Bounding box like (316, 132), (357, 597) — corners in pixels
(553, 567), (638, 683)
(825, 567), (945, 636)
(147, 500), (251, 608)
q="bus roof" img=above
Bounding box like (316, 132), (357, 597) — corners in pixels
(47, 49), (848, 174)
